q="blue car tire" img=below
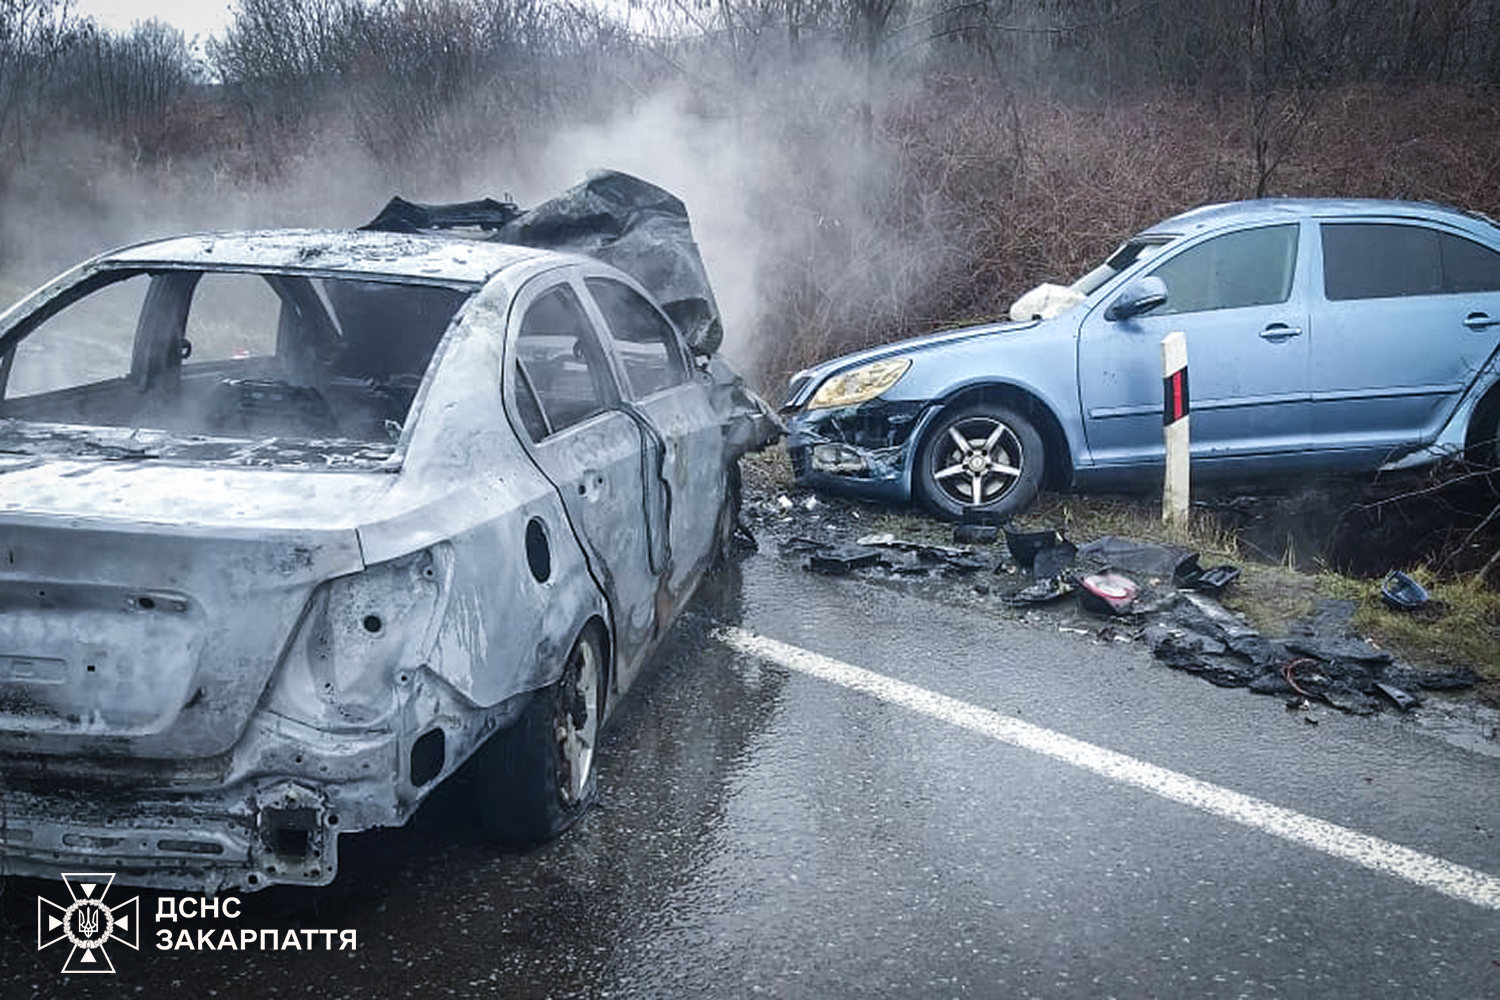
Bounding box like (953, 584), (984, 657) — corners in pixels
(914, 402), (1044, 521)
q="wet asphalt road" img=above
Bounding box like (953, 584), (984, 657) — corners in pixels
(2, 548), (1498, 999)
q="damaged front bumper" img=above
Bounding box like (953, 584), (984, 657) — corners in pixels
(784, 399), (927, 502)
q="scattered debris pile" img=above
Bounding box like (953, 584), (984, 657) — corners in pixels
(1146, 595), (1474, 715)
(755, 488), (1477, 714)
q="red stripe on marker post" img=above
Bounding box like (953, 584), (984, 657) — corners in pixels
(1161, 331), (1189, 527)
(1163, 366), (1190, 424)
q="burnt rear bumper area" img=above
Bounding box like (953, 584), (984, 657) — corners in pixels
(0, 722), (405, 893)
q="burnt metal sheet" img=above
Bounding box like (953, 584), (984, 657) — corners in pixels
(366, 171), (727, 355)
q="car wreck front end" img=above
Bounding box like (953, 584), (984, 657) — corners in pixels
(782, 320), (1058, 504)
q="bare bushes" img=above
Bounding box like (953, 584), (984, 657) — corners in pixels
(47, 20), (195, 158)
(749, 82), (1242, 388)
(205, 0), (652, 186)
(749, 79), (1500, 390)
(0, 0), (73, 171)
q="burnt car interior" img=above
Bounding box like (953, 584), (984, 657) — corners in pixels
(0, 268), (472, 448)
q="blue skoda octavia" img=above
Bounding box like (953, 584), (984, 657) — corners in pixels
(783, 199), (1500, 519)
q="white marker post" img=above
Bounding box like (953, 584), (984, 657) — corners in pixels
(1162, 331), (1190, 529)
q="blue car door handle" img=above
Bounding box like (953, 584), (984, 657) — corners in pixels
(1464, 312), (1499, 330)
(1259, 323), (1302, 342)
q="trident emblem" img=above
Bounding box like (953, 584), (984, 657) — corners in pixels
(37, 873), (139, 974)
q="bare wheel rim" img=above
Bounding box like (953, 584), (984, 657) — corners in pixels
(555, 637), (600, 805)
(930, 415), (1025, 508)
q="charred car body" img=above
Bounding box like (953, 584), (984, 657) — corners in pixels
(784, 198), (1500, 520)
(0, 172), (776, 892)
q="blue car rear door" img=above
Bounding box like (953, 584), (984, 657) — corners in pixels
(1308, 219), (1500, 466)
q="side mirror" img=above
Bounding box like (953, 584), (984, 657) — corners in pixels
(1104, 276), (1167, 322)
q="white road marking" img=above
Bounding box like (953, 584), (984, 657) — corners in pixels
(716, 626), (1500, 912)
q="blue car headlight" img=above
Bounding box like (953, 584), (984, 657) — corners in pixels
(807, 358), (911, 409)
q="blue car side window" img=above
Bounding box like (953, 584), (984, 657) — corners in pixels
(1323, 223), (1441, 300)
(1439, 231), (1500, 293)
(1147, 224), (1299, 316)
(1323, 222), (1500, 299)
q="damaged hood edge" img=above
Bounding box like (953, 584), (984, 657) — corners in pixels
(786, 318), (1039, 408)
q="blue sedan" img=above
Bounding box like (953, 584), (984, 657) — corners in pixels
(783, 198), (1500, 519)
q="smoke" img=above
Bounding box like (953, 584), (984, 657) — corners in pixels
(484, 58), (922, 382)
(0, 37), (939, 394)
(0, 126), (392, 288)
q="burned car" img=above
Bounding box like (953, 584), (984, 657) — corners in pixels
(784, 198), (1500, 519)
(0, 172), (776, 892)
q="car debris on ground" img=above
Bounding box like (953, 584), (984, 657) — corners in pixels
(748, 485), (1477, 715)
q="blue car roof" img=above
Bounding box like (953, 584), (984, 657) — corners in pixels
(1139, 197), (1498, 239)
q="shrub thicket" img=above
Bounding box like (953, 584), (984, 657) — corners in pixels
(4, 0), (1500, 389)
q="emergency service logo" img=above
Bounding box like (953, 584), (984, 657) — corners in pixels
(37, 873), (140, 973)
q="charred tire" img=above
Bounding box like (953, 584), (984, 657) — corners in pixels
(475, 625), (606, 845)
(914, 403), (1044, 521)
(712, 462), (745, 567)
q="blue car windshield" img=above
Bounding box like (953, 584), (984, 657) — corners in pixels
(1071, 237), (1173, 295)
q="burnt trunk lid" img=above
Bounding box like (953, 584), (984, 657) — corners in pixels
(0, 460), (384, 759)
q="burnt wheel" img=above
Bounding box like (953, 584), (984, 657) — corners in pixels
(914, 403), (1044, 521)
(712, 462), (746, 567)
(475, 625), (605, 844)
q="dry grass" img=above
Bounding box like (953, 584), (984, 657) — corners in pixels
(1331, 570), (1500, 680)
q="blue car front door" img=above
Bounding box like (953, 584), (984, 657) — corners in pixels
(1077, 222), (1310, 473)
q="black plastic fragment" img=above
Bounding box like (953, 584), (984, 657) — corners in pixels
(807, 545), (883, 575)
(1030, 539), (1077, 580)
(1004, 528), (1067, 570)
(1003, 577), (1072, 605)
(953, 523), (999, 545)
(1374, 682), (1420, 711)
(1381, 570), (1430, 611)
(1179, 564), (1241, 595)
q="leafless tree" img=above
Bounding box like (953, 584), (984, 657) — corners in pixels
(0, 0), (77, 169)
(51, 19), (194, 142)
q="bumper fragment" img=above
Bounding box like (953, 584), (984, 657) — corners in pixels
(785, 399), (926, 499)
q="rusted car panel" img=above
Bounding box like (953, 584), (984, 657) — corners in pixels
(0, 175), (777, 892)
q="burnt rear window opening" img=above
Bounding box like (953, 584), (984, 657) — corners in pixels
(0, 268), (473, 464)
